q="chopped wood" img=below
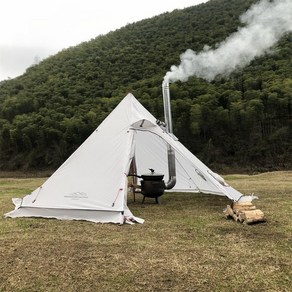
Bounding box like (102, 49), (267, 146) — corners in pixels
(224, 202), (266, 224)
(239, 209), (265, 224)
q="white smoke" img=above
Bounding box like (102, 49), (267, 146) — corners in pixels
(164, 0), (292, 83)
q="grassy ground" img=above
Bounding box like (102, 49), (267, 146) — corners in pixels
(0, 171), (291, 291)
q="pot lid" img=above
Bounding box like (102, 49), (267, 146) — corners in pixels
(142, 172), (164, 177)
(142, 168), (164, 177)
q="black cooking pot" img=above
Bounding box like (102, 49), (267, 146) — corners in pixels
(140, 169), (165, 199)
(128, 168), (165, 201)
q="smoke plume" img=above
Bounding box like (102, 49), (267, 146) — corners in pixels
(164, 0), (292, 83)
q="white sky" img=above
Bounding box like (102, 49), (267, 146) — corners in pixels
(0, 0), (208, 81)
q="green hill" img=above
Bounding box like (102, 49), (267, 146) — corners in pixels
(0, 0), (291, 171)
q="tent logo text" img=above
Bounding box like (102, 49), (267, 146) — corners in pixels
(64, 192), (88, 200)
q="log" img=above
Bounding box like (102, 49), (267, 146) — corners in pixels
(231, 210), (239, 222)
(233, 202), (254, 207)
(233, 205), (256, 215)
(238, 209), (266, 224)
(223, 205), (234, 219)
(237, 211), (245, 223)
(224, 205), (239, 221)
(223, 205), (242, 222)
(232, 202), (257, 216)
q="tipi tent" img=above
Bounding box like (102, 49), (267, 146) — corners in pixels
(5, 93), (252, 224)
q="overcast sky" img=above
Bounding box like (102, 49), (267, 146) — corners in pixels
(0, 0), (208, 81)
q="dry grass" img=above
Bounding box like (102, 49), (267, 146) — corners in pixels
(0, 171), (291, 291)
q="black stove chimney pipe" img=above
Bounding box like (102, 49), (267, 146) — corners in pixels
(162, 81), (176, 189)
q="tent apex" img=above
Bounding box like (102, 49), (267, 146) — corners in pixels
(125, 92), (135, 99)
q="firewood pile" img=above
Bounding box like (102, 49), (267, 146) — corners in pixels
(224, 202), (266, 224)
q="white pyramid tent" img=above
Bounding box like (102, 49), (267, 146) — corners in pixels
(5, 93), (251, 224)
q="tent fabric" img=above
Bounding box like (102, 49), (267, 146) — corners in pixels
(5, 93), (248, 224)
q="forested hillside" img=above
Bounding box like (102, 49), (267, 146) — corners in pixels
(0, 0), (291, 171)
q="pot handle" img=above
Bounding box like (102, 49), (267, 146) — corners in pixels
(128, 173), (142, 178)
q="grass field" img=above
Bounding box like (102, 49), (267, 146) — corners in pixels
(0, 171), (291, 291)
